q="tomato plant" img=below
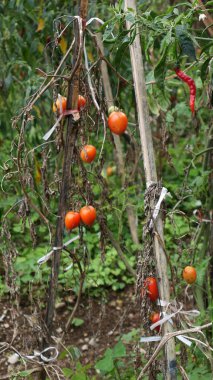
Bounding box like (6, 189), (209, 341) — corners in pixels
(80, 145), (96, 163)
(108, 111), (128, 135)
(80, 206), (96, 226)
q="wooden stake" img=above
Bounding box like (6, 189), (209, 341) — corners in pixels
(96, 32), (139, 245)
(124, 1), (177, 379)
(45, 0), (88, 332)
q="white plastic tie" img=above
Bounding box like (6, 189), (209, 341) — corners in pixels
(149, 187), (169, 228)
(25, 347), (58, 362)
(86, 17), (104, 26)
(140, 336), (161, 343)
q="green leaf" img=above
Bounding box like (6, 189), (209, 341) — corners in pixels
(200, 57), (211, 82)
(103, 22), (115, 42)
(125, 12), (135, 24)
(72, 318), (84, 327)
(175, 25), (196, 60)
(16, 370), (35, 377)
(112, 340), (126, 358)
(72, 374), (87, 380)
(154, 46), (169, 91)
(95, 348), (114, 373)
(62, 368), (73, 377)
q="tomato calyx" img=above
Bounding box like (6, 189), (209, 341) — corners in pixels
(108, 106), (119, 115)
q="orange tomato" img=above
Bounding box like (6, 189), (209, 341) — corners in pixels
(53, 95), (67, 114)
(80, 145), (96, 163)
(142, 277), (159, 302)
(65, 211), (80, 230)
(108, 111), (128, 135)
(182, 266), (197, 284)
(106, 166), (113, 177)
(80, 206), (96, 226)
(150, 312), (161, 332)
(78, 95), (86, 110)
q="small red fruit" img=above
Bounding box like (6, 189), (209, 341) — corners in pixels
(108, 111), (128, 135)
(182, 266), (197, 284)
(80, 206), (96, 226)
(150, 312), (161, 332)
(65, 211), (80, 230)
(142, 277), (159, 302)
(80, 145), (96, 163)
(78, 95), (86, 110)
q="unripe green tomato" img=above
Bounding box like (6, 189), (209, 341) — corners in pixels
(108, 106), (119, 115)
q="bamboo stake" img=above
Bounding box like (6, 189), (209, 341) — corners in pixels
(96, 32), (139, 245)
(45, 0), (88, 332)
(124, 1), (177, 379)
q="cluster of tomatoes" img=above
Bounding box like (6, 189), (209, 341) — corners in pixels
(53, 93), (129, 231)
(142, 266), (197, 332)
(65, 206), (96, 230)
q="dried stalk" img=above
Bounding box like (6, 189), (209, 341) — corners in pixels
(45, 0), (89, 332)
(124, 1), (177, 379)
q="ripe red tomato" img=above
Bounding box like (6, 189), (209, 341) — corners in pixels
(108, 111), (128, 135)
(80, 206), (96, 226)
(65, 211), (80, 230)
(80, 145), (96, 163)
(182, 266), (197, 284)
(53, 95), (67, 113)
(142, 277), (159, 302)
(150, 312), (161, 332)
(78, 95), (86, 110)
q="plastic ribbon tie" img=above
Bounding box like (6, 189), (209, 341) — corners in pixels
(25, 346), (58, 362)
(140, 300), (200, 347)
(37, 235), (79, 265)
(149, 187), (170, 228)
(43, 109), (80, 141)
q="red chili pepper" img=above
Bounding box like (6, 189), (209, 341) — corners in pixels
(174, 68), (196, 114)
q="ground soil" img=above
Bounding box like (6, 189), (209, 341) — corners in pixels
(0, 286), (141, 379)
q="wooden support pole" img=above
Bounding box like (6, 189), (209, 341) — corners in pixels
(124, 1), (177, 379)
(96, 32), (139, 245)
(45, 0), (88, 332)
